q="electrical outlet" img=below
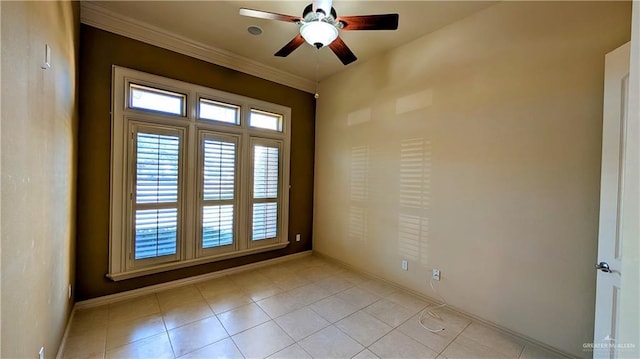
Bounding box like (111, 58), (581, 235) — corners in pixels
(39, 346), (44, 359)
(295, 234), (301, 242)
(432, 268), (441, 281)
(401, 260), (408, 271)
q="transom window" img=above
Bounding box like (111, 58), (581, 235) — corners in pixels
(129, 83), (186, 116)
(109, 66), (291, 280)
(250, 109), (283, 132)
(199, 99), (240, 125)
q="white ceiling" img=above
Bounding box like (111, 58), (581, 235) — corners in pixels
(87, 1), (494, 83)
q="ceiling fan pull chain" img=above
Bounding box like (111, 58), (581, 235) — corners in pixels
(314, 48), (320, 99)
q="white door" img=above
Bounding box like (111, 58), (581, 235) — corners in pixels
(594, 42), (630, 359)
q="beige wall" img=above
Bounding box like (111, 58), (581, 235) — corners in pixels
(313, 2), (630, 357)
(1, 2), (78, 358)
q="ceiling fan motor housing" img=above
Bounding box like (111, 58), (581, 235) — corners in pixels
(303, 4), (337, 20)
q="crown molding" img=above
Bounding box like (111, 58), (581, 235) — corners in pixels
(80, 2), (316, 93)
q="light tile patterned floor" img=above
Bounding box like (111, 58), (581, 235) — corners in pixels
(63, 255), (566, 359)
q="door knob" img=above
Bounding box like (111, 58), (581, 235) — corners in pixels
(595, 261), (612, 273)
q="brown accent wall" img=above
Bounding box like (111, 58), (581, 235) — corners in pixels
(77, 25), (315, 300)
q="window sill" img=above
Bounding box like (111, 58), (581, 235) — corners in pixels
(107, 241), (290, 281)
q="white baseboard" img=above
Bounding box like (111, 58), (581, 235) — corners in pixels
(60, 250), (572, 359)
(57, 251), (311, 357)
(75, 251), (311, 309)
(55, 306), (75, 359)
(312, 250), (576, 359)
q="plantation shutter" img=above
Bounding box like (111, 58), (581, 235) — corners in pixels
(200, 134), (237, 249)
(252, 143), (280, 241)
(133, 128), (182, 260)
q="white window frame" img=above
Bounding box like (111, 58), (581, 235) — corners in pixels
(249, 138), (284, 248)
(109, 66), (291, 281)
(196, 131), (241, 258)
(128, 122), (185, 266)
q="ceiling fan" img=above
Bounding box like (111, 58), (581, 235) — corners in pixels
(239, 0), (399, 65)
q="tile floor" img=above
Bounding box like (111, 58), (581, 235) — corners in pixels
(63, 255), (566, 359)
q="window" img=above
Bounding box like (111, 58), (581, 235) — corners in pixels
(129, 84), (186, 116)
(198, 133), (238, 256)
(251, 142), (281, 242)
(133, 127), (182, 262)
(109, 66), (291, 280)
(250, 109), (283, 131)
(199, 99), (240, 125)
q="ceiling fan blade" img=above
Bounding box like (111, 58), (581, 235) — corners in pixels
(239, 8), (301, 23)
(275, 34), (306, 57)
(328, 36), (357, 65)
(338, 14), (399, 31)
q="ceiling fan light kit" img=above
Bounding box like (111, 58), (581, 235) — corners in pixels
(239, 0), (399, 65)
(300, 21), (338, 49)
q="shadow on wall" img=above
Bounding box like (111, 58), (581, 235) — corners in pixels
(343, 88), (436, 264)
